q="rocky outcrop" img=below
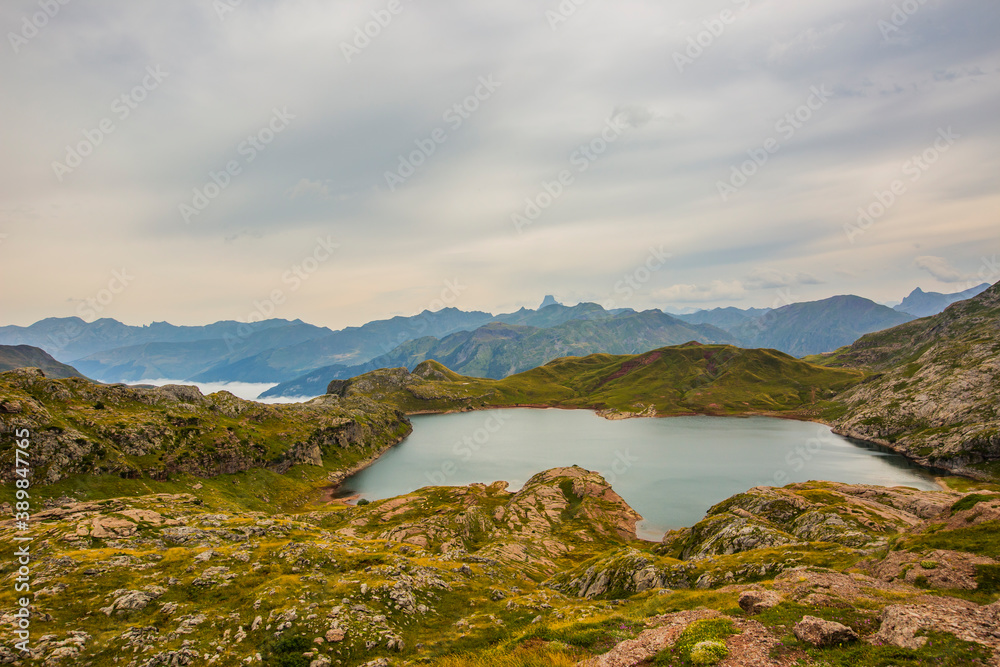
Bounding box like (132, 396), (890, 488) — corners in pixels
(866, 549), (997, 590)
(831, 281), (1000, 479)
(874, 599), (1000, 651)
(660, 482), (958, 561)
(0, 370), (411, 485)
(792, 616), (858, 647)
(343, 467), (639, 576)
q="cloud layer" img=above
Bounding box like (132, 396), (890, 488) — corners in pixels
(1, 0), (998, 327)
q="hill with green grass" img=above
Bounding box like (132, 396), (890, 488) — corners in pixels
(324, 343), (865, 419)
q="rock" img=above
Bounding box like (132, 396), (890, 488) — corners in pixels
(325, 628), (345, 642)
(251, 615), (263, 631)
(120, 509), (164, 525)
(194, 549), (214, 562)
(873, 599), (1000, 652)
(90, 516), (137, 539)
(310, 659), (332, 667)
(102, 590), (159, 615)
(360, 659), (390, 667)
(868, 549), (996, 590)
(738, 589), (782, 615)
(792, 616), (858, 647)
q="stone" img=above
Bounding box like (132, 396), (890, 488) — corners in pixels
(738, 589), (782, 615)
(325, 628), (346, 642)
(101, 590), (158, 616)
(793, 615), (858, 647)
(90, 516), (137, 539)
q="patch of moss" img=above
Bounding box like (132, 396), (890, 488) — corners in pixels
(950, 494), (997, 515)
(653, 618), (738, 666)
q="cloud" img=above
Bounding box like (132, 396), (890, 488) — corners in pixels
(610, 105), (657, 129)
(744, 268), (824, 290)
(0, 0), (997, 327)
(914, 256), (967, 283)
(654, 280), (746, 303)
(286, 179), (331, 200)
(767, 23), (846, 62)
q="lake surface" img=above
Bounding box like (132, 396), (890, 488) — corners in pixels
(337, 409), (940, 539)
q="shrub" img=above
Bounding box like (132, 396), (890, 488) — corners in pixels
(655, 618), (738, 665)
(690, 640), (729, 665)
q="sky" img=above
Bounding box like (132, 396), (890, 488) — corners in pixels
(1, 0), (998, 329)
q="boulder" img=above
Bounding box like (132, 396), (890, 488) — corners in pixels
(102, 590), (158, 616)
(738, 589), (782, 615)
(793, 615), (858, 647)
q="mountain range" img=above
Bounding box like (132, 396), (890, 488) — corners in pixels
(892, 283), (991, 317)
(0, 285), (985, 397)
(260, 310), (735, 398)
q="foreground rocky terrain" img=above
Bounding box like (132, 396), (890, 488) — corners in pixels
(1, 463), (998, 666)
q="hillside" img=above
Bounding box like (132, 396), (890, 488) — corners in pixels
(730, 295), (915, 357)
(0, 368), (410, 491)
(821, 281), (1000, 479)
(319, 343), (864, 419)
(260, 312), (738, 398)
(0, 344), (85, 379)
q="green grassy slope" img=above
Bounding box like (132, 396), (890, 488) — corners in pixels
(333, 343), (865, 418)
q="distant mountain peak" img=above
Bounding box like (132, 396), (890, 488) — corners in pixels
(895, 283), (991, 318)
(539, 295), (561, 309)
(538, 294), (562, 310)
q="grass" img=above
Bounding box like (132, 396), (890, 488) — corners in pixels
(900, 521), (1000, 559)
(432, 643), (583, 667)
(345, 344), (865, 418)
(950, 493), (998, 514)
(797, 631), (993, 666)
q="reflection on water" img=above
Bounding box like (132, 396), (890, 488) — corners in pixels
(338, 409), (940, 539)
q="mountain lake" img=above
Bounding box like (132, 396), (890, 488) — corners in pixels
(336, 408), (941, 540)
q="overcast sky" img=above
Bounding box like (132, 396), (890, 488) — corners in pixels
(1, 0), (997, 328)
